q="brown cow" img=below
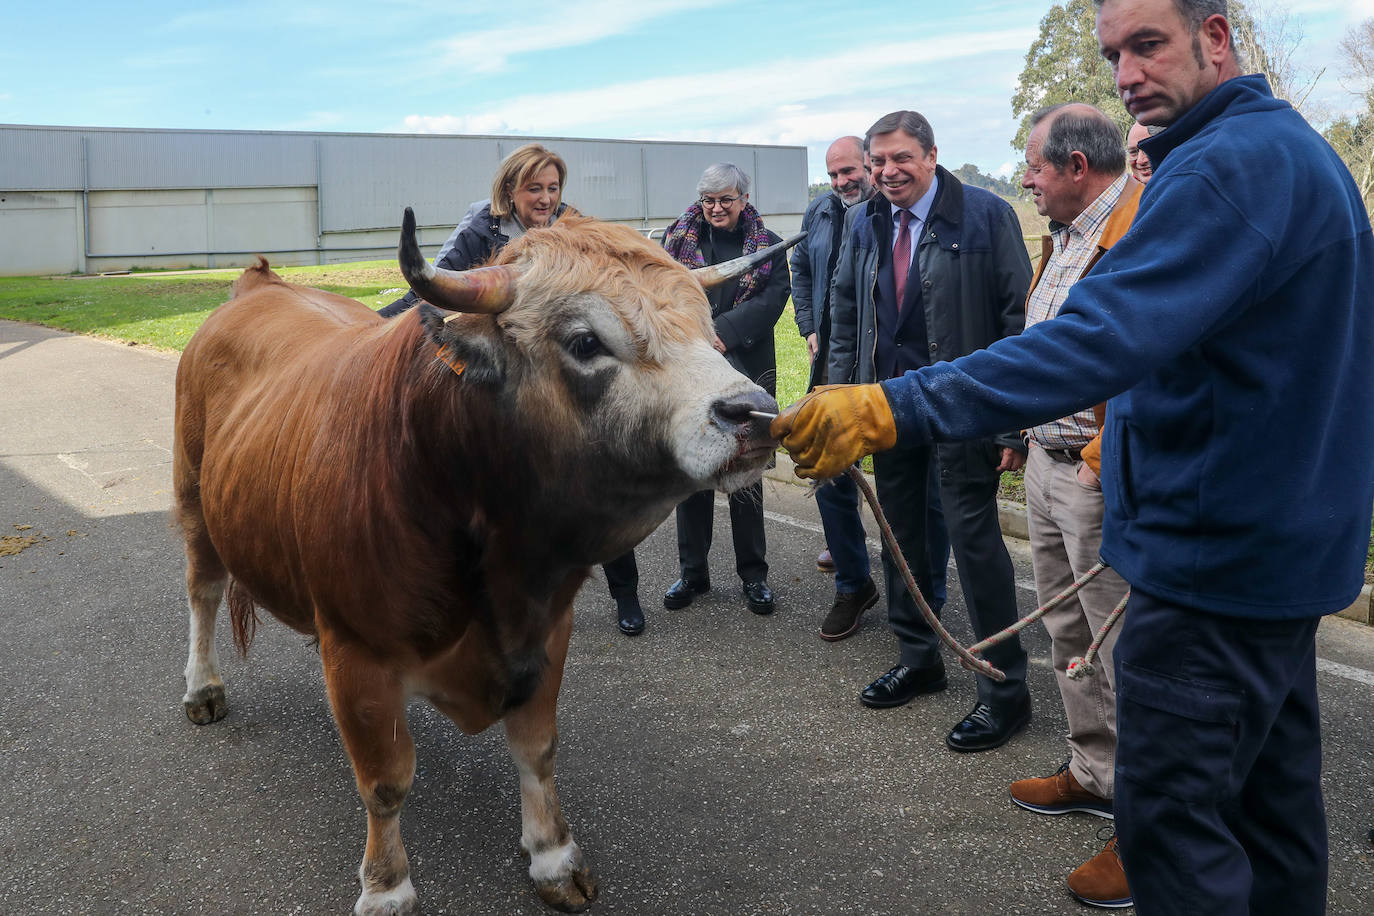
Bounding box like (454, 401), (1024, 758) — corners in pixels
(173, 211), (798, 915)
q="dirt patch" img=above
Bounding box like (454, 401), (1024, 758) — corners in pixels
(1, 525), (48, 557)
(288, 266), (403, 287)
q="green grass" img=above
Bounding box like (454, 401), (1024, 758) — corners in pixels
(0, 260), (407, 352)
(772, 302), (809, 409)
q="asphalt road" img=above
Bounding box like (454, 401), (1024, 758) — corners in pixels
(2, 318), (1371, 915)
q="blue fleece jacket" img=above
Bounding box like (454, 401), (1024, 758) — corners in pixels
(881, 75), (1374, 619)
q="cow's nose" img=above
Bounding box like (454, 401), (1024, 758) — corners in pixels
(710, 389), (778, 428)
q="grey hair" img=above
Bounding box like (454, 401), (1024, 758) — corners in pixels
(1029, 104), (1127, 175)
(697, 163), (750, 197)
(865, 111), (936, 153)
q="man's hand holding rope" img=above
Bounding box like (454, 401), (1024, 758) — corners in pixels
(769, 383), (898, 479)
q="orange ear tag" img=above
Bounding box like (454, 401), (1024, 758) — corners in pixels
(435, 346), (466, 378)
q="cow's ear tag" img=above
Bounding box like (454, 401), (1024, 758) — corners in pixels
(435, 346), (466, 378)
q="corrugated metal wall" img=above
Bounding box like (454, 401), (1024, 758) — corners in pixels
(0, 124), (807, 274)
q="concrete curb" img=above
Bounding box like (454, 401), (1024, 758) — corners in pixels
(768, 452), (1373, 626)
(1338, 584), (1373, 625)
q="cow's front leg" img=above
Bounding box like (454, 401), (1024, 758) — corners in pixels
(504, 605), (598, 912)
(320, 632), (419, 916)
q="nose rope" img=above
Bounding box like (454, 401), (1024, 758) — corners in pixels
(842, 466), (1126, 682)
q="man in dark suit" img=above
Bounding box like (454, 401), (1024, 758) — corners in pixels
(827, 110), (1033, 751)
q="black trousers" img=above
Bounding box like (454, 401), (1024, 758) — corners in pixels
(674, 483), (767, 583)
(872, 439), (1027, 706)
(602, 550), (638, 601)
(1114, 591), (1326, 915)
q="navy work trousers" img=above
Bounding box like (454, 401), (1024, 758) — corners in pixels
(1114, 590), (1327, 915)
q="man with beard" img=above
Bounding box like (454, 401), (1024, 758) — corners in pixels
(792, 136), (884, 639)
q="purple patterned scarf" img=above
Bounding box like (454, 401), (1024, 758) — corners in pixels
(663, 201), (773, 307)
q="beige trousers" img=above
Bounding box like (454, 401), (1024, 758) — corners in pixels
(1025, 445), (1130, 800)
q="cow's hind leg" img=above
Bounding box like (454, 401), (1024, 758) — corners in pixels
(505, 605), (597, 912)
(320, 631), (419, 916)
(180, 514), (228, 724)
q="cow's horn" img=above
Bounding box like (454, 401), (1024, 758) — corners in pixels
(691, 230), (807, 290)
(398, 207), (518, 314)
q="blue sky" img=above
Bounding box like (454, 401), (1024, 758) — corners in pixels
(5, 1), (1373, 182)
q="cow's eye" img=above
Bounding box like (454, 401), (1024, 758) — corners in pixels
(566, 332), (605, 361)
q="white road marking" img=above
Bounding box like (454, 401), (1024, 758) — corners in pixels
(1317, 658), (1374, 688)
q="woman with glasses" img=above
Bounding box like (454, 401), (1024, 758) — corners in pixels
(660, 162), (790, 617)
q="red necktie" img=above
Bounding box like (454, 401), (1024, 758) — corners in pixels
(893, 208), (912, 312)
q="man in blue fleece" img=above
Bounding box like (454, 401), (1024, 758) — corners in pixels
(771, 1), (1374, 913)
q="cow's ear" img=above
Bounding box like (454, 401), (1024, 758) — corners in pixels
(418, 303), (507, 386)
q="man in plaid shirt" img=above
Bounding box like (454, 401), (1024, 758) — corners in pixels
(1007, 103), (1142, 909)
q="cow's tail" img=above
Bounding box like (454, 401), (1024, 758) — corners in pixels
(227, 578), (260, 655)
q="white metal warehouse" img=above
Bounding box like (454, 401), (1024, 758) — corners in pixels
(0, 124), (809, 276)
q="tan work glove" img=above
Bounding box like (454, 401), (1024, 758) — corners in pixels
(770, 384), (898, 480)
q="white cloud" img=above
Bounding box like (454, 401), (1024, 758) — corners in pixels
(994, 161), (1017, 179)
(437, 0), (727, 73)
(403, 113), (519, 135)
(408, 29), (1035, 137)
(409, 27), (1035, 177)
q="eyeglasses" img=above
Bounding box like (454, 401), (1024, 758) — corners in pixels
(699, 195), (740, 209)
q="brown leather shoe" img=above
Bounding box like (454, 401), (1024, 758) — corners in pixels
(1010, 760), (1113, 818)
(819, 578), (878, 640)
(1067, 835), (1132, 908)
(816, 548), (836, 573)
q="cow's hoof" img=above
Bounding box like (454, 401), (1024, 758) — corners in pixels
(534, 867), (599, 912)
(354, 876), (418, 916)
(183, 684), (228, 725)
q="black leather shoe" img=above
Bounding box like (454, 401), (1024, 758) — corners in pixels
(663, 577), (709, 609)
(946, 694), (1032, 752)
(860, 662), (947, 708)
(742, 580), (774, 615)
(616, 596), (645, 636)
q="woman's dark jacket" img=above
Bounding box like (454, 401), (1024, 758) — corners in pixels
(662, 219), (789, 396)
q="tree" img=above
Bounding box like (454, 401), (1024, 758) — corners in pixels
(1009, 0), (1129, 153)
(1324, 19), (1374, 207)
(950, 163), (1022, 199)
(1229, 2), (1324, 116)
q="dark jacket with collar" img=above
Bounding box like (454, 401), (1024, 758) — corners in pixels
(881, 75), (1374, 618)
(791, 191), (847, 388)
(828, 165), (1031, 451)
(661, 218), (789, 396)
